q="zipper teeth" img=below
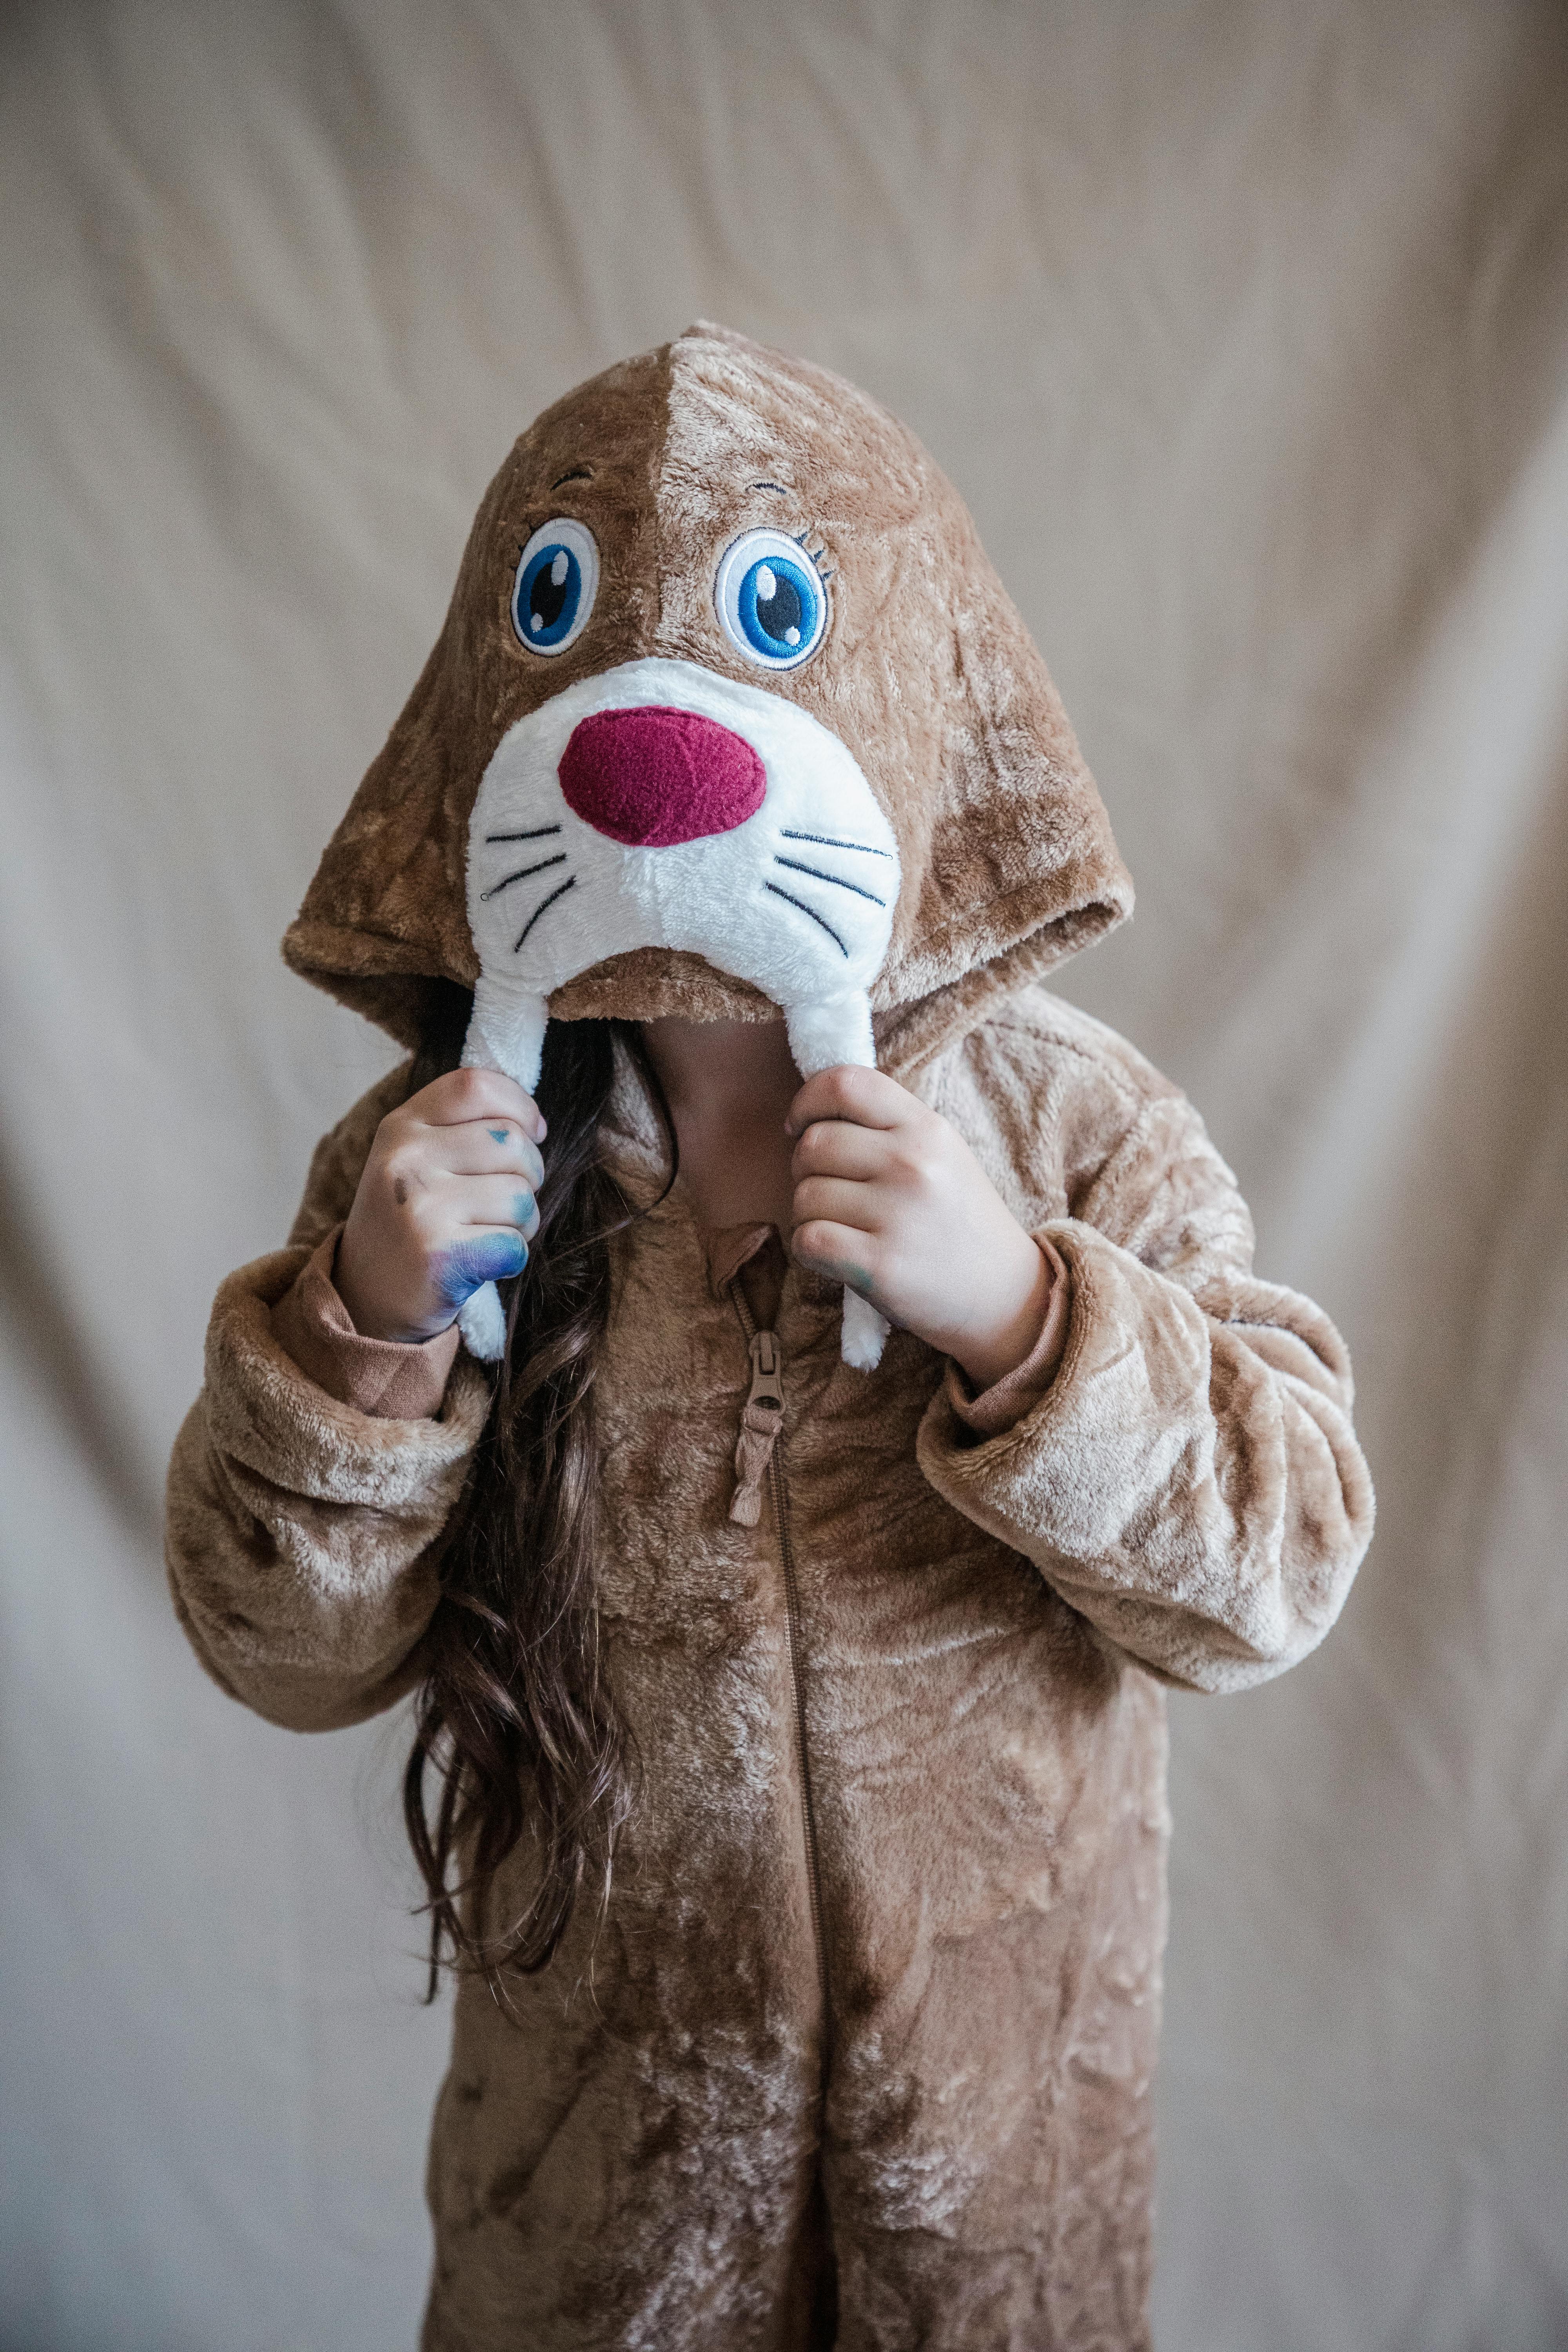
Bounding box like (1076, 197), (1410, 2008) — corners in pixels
(771, 1442), (831, 2030)
(730, 1288), (831, 2041)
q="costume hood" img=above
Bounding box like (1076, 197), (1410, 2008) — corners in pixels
(283, 323), (1132, 1361)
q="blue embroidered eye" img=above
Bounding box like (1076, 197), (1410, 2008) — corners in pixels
(714, 528), (830, 670)
(512, 516), (599, 655)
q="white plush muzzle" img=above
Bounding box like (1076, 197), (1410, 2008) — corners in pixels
(457, 657), (900, 1368)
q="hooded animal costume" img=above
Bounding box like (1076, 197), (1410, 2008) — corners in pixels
(166, 324), (1374, 2351)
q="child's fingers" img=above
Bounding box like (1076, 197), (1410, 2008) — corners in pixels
(791, 1174), (880, 1236)
(434, 1118), (546, 1190)
(790, 1117), (889, 1183)
(446, 1175), (541, 1238)
(785, 1064), (911, 1138)
(790, 1217), (885, 1296)
(428, 1228), (529, 1308)
(412, 1065), (547, 1142)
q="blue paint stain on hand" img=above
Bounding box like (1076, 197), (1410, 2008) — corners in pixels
(513, 1190), (539, 1236)
(488, 1127), (510, 1145)
(432, 1231), (528, 1310)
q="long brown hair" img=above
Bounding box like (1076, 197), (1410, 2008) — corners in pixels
(400, 982), (676, 1990)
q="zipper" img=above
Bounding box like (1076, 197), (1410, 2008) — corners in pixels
(729, 1328), (785, 1528)
(728, 1282), (831, 2047)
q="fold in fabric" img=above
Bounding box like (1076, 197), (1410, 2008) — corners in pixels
(270, 1227), (459, 1422)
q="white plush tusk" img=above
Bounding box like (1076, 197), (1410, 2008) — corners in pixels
(462, 976), (548, 1095)
(785, 991), (891, 1371)
(840, 1288), (891, 1370)
(455, 980), (549, 1363)
(455, 981), (890, 1371)
(456, 1281), (510, 1363)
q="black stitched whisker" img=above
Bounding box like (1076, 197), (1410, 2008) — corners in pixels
(780, 829), (895, 858)
(763, 882), (849, 956)
(481, 853), (567, 901)
(514, 875), (577, 951)
(773, 855), (886, 908)
(485, 824), (562, 843)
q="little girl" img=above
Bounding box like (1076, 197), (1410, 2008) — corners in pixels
(167, 324), (1372, 2352)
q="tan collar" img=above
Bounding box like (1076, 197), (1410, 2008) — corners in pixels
(704, 1222), (775, 1301)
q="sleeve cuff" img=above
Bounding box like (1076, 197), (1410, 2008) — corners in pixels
(269, 1228), (461, 1421)
(946, 1236), (1072, 1440)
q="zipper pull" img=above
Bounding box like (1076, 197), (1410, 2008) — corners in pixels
(730, 1330), (785, 1527)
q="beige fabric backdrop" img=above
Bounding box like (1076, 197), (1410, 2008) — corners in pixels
(3, 2), (1565, 2345)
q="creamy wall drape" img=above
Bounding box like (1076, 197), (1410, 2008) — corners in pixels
(2, 3), (1565, 2346)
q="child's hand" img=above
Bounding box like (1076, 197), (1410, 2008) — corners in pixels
(334, 1070), (546, 1344)
(786, 1067), (1053, 1390)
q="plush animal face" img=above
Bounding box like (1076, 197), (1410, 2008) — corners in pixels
(285, 322), (1132, 1088)
(465, 653), (899, 1093)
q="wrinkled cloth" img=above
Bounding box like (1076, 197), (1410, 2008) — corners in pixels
(271, 1229), (460, 1422)
(946, 1235), (1072, 1438)
(167, 993), (1371, 2350)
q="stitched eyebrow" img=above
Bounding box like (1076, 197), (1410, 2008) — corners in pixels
(751, 481), (789, 494)
(551, 466), (593, 488)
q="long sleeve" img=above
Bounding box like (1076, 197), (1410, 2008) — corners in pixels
(164, 1067), (492, 1731)
(918, 1077), (1374, 1693)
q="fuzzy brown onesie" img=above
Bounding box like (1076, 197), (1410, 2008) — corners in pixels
(166, 325), (1374, 2350)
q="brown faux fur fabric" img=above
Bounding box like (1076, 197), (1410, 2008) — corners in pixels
(167, 329), (1373, 2348)
(168, 1005), (1371, 2350)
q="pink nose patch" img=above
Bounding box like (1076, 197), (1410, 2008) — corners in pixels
(558, 706), (766, 847)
